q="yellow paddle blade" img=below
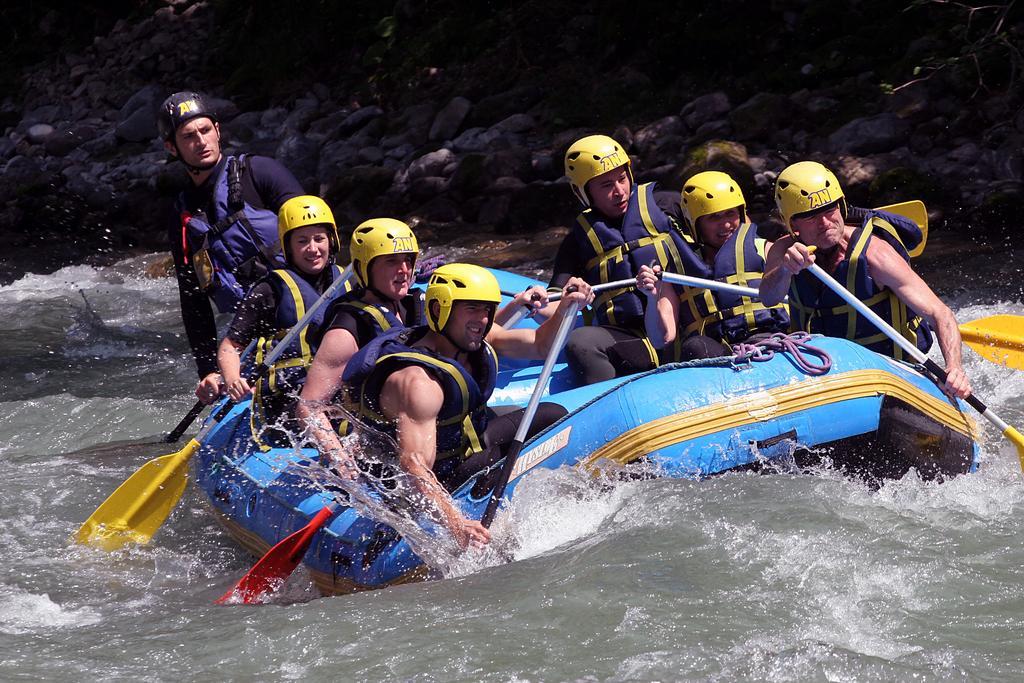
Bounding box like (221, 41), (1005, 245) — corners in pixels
(959, 314), (1024, 370)
(74, 439), (199, 551)
(874, 200), (928, 258)
(1008, 425), (1024, 469)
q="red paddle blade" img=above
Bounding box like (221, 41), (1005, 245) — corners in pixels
(216, 505), (334, 605)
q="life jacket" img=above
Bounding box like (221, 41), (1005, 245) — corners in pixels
(788, 209), (933, 360)
(343, 326), (498, 463)
(571, 182), (710, 332)
(676, 221), (791, 346)
(177, 155), (284, 313)
(316, 287), (426, 349)
(314, 287), (426, 438)
(250, 263), (346, 448)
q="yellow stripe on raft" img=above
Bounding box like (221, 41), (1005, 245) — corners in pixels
(580, 369), (978, 469)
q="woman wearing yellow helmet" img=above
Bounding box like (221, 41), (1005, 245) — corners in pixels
(636, 170), (790, 352)
(759, 161), (971, 399)
(214, 195), (348, 447)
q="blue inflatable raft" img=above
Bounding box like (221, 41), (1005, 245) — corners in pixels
(195, 270), (980, 596)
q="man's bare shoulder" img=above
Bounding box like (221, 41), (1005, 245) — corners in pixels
(381, 365), (444, 420)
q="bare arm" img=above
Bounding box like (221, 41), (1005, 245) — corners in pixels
(487, 277), (594, 359)
(296, 328), (360, 467)
(494, 285), (551, 327)
(636, 264), (679, 348)
(217, 336), (250, 401)
(866, 238), (971, 398)
(380, 366), (490, 548)
(759, 235), (811, 306)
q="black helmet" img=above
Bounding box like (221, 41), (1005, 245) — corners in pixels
(157, 91), (217, 141)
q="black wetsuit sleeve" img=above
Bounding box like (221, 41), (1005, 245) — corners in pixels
(244, 156), (305, 211)
(548, 235), (585, 291)
(654, 190), (685, 228)
(318, 307), (366, 347)
(226, 281), (278, 346)
(168, 211), (219, 378)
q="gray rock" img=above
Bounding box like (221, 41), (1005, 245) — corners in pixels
(478, 194), (511, 225)
(306, 108), (354, 140)
(4, 155), (46, 187)
(222, 111), (262, 143)
(115, 84), (164, 141)
(283, 97), (320, 133)
(357, 146), (383, 165)
(410, 175), (449, 202)
(429, 96), (472, 141)
(485, 148), (531, 182)
(44, 123), (98, 156)
(633, 116), (684, 155)
(26, 123), (55, 144)
(827, 113), (910, 154)
(487, 176), (526, 194)
(408, 148), (456, 179)
(948, 142), (981, 166)
(491, 113), (535, 134)
(275, 133), (320, 183)
(451, 127), (508, 154)
(0, 137), (15, 161)
(338, 106), (383, 137)
(681, 92), (730, 130)
(22, 104), (60, 125)
(387, 143), (415, 161)
(692, 119), (732, 142)
(318, 139), (359, 180)
(729, 92), (790, 139)
(260, 107), (289, 132)
(206, 96), (240, 122)
(80, 131), (118, 156)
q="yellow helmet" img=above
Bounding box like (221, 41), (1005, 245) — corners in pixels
(349, 218), (419, 289)
(564, 134), (633, 206)
(680, 171), (746, 241)
(774, 161), (847, 229)
(278, 195), (340, 254)
(426, 263), (502, 334)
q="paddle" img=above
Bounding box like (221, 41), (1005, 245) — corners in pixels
(659, 271), (787, 302)
(75, 265), (353, 551)
(501, 278), (636, 329)
(804, 262), (1024, 465)
(163, 338), (259, 443)
(218, 285), (556, 603)
(216, 504), (337, 604)
(959, 314), (1024, 370)
(482, 289), (582, 527)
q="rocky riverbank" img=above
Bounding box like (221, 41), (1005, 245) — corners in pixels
(1, 0), (1021, 284)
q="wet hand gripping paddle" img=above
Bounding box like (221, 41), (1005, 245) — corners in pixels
(75, 266), (352, 551)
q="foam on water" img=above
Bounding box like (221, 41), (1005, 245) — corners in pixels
(0, 584), (102, 634)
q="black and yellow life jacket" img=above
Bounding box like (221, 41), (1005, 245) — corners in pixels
(343, 326), (498, 463)
(249, 263), (346, 448)
(789, 210), (933, 360)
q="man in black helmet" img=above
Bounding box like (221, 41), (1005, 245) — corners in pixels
(158, 91), (305, 404)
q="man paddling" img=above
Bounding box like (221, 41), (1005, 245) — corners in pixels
(340, 264), (592, 548)
(158, 91), (304, 405)
(758, 161), (971, 399)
